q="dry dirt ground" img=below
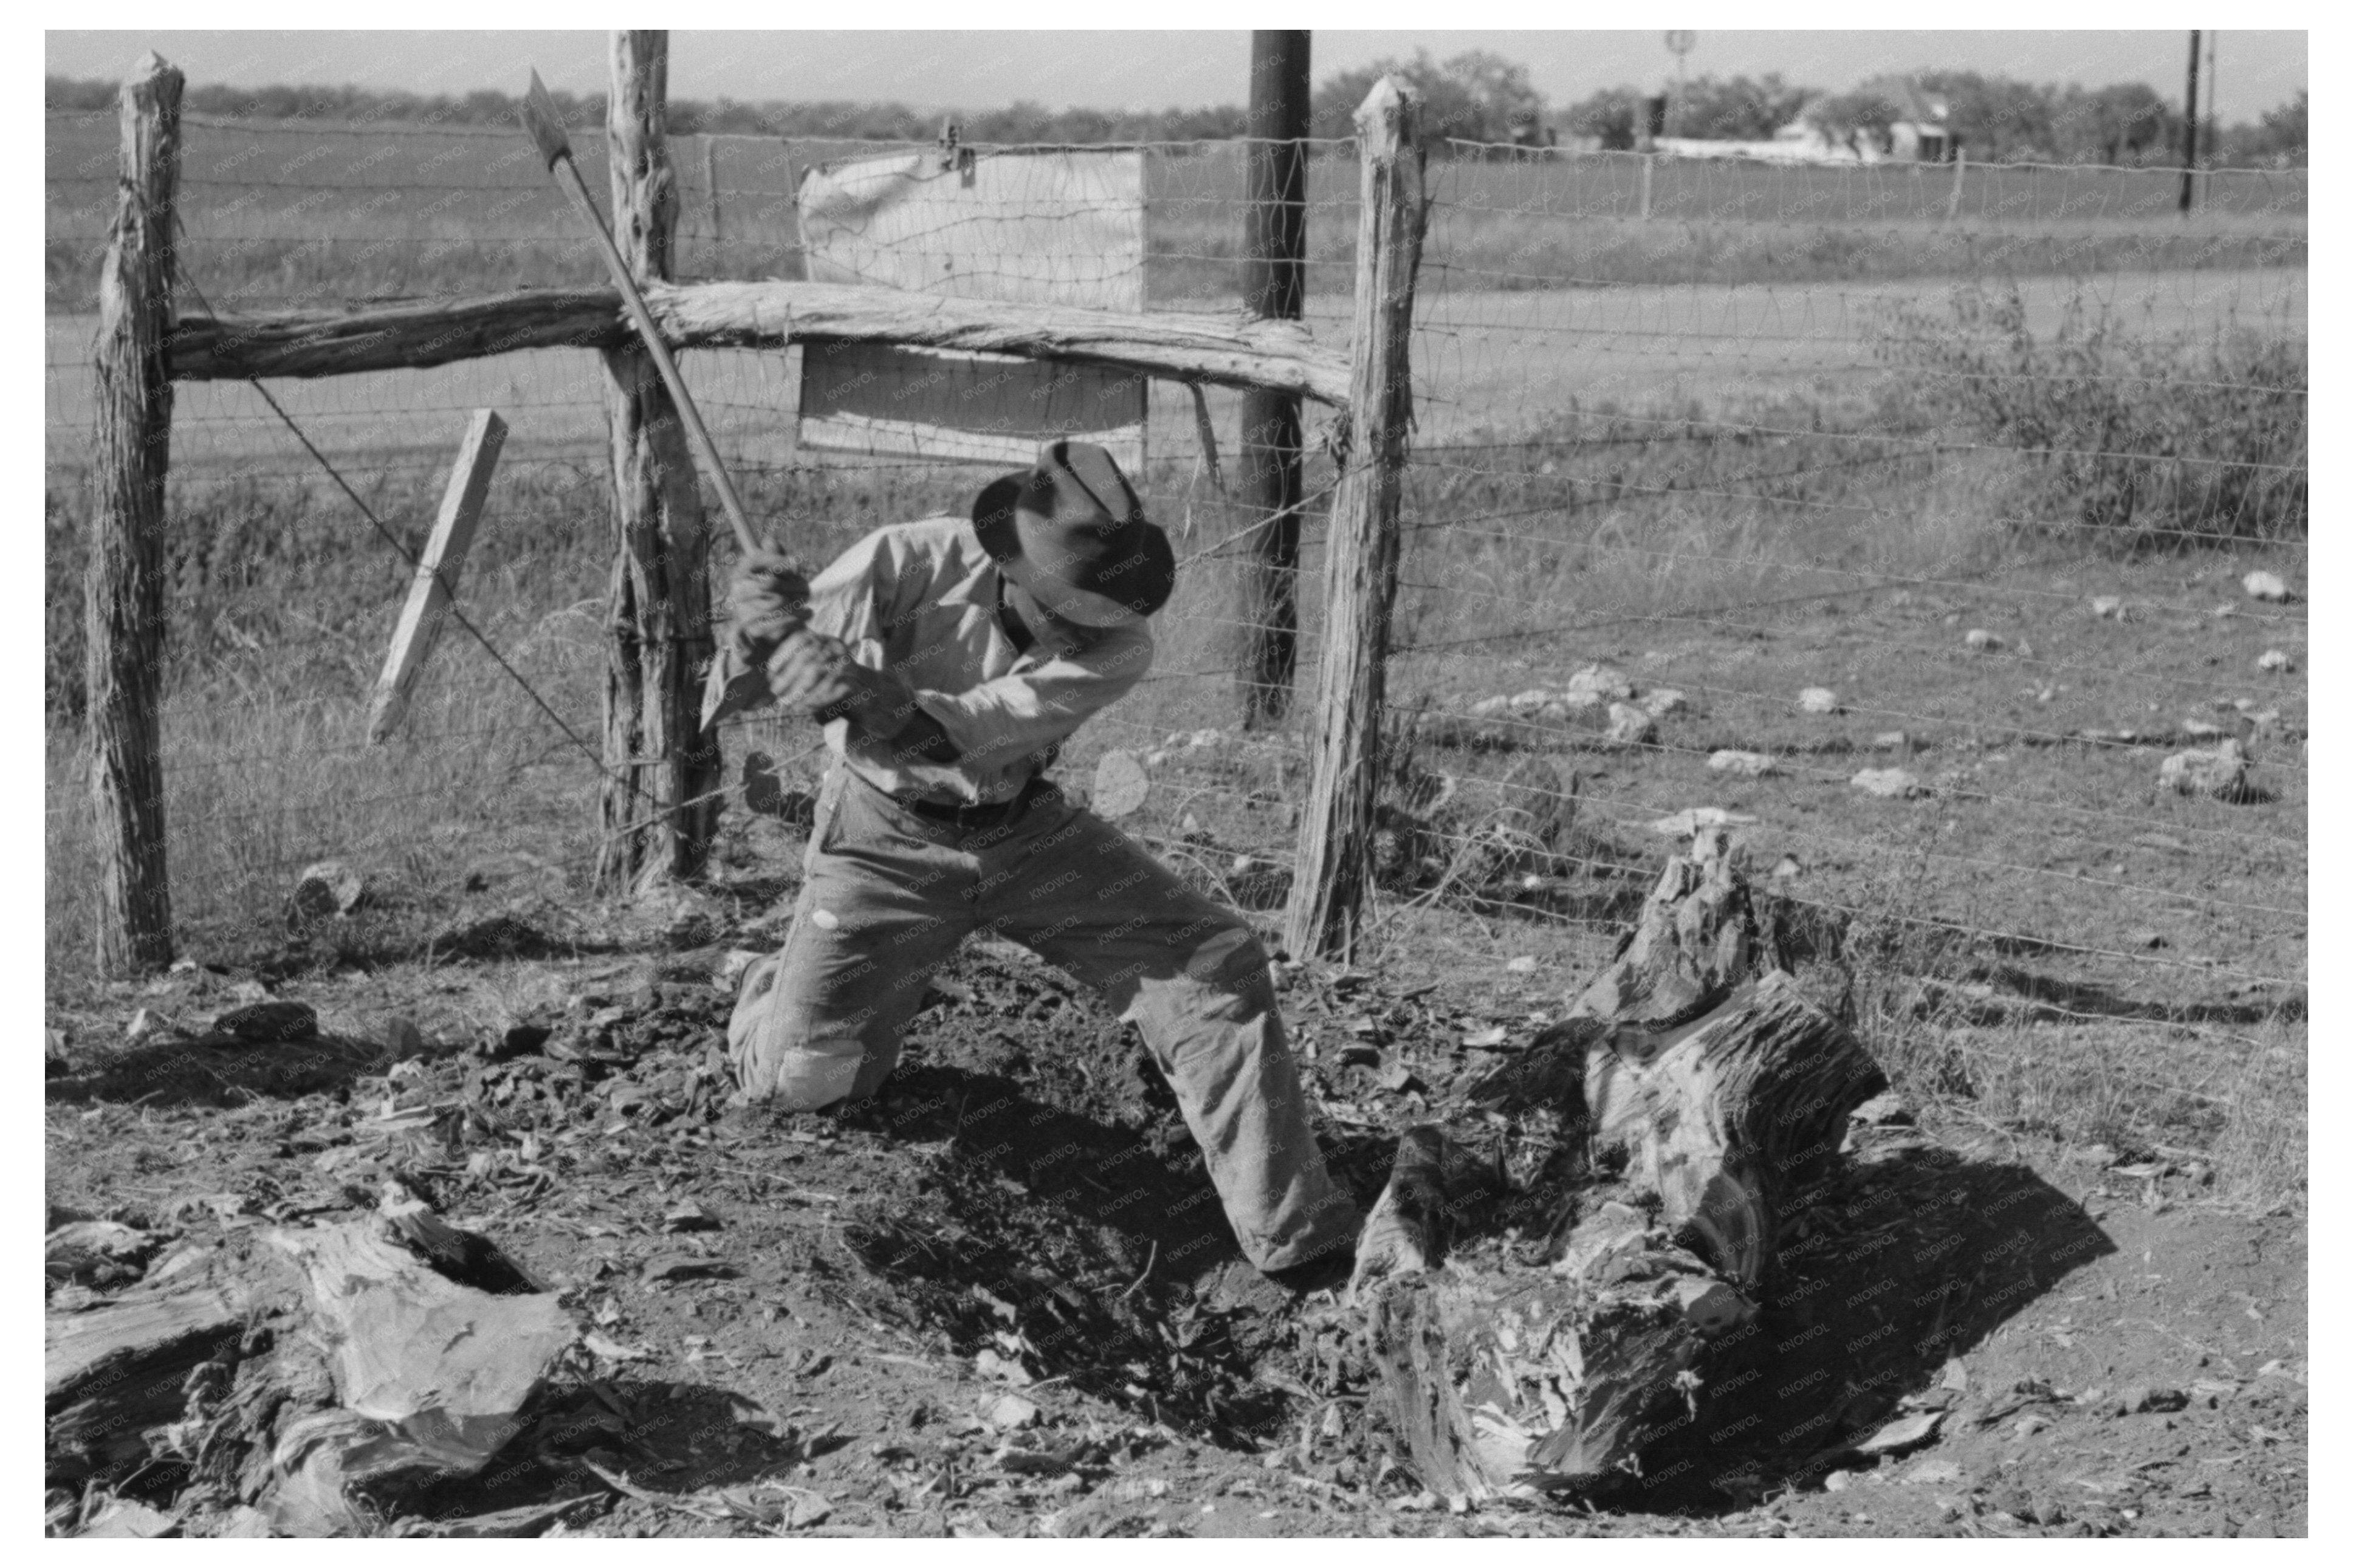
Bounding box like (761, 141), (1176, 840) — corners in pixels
(44, 858), (2306, 1539)
(44, 541), (2304, 1542)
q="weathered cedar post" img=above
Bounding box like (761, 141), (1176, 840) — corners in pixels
(86, 52), (184, 976)
(596, 29), (722, 892)
(1284, 77), (1424, 964)
(1235, 29), (1311, 728)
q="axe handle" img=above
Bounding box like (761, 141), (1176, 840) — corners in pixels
(549, 151), (762, 560)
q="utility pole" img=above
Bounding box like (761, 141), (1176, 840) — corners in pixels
(2207, 30), (2219, 199)
(1235, 29), (1310, 727)
(2180, 29), (2200, 214)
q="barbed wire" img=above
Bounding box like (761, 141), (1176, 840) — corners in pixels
(45, 120), (2304, 1059)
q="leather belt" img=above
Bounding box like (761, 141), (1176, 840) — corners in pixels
(887, 779), (1045, 834)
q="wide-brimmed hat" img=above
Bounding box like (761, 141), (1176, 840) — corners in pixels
(973, 440), (1175, 628)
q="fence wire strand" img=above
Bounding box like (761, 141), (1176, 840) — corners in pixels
(46, 112), (2304, 1132)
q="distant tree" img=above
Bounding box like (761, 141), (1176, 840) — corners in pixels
(1804, 87), (1902, 156)
(2052, 81), (2176, 163)
(2256, 88), (2307, 163)
(1559, 85), (1644, 151)
(1311, 49), (1546, 146)
(41, 71), (1243, 146)
(1672, 73), (1814, 140)
(1915, 70), (2058, 162)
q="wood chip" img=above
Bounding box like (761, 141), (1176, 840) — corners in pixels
(1855, 1410), (1943, 1456)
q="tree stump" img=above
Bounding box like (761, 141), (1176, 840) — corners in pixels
(45, 1197), (575, 1536)
(1359, 830), (1886, 1500)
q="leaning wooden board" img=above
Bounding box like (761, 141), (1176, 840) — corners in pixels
(367, 408), (506, 744)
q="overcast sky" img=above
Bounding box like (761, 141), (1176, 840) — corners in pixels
(47, 29), (2307, 122)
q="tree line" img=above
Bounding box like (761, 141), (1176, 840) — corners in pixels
(46, 60), (2306, 167)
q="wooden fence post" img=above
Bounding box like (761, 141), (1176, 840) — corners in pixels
(1283, 75), (1424, 964)
(704, 134), (723, 267)
(596, 29), (722, 893)
(85, 52), (183, 976)
(1235, 29), (1310, 728)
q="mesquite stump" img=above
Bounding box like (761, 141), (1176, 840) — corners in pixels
(45, 1193), (574, 1536)
(1356, 829), (1886, 1501)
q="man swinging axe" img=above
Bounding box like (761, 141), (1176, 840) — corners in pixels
(705, 440), (1362, 1290)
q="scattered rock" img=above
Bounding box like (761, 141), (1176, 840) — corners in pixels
(987, 1393), (1042, 1431)
(1565, 663), (1635, 704)
(1640, 688), (1689, 719)
(1850, 768), (1925, 799)
(1822, 1470), (1855, 1493)
(2242, 570), (2292, 603)
(1091, 751), (1149, 818)
(1604, 702), (1657, 745)
(1505, 956), (1539, 974)
(1798, 686), (1840, 715)
(2256, 648), (2294, 674)
(1963, 628), (2004, 652)
(289, 860), (366, 920)
(211, 1000), (319, 1043)
(662, 1200), (721, 1233)
(2159, 739), (2252, 801)
(380, 1016), (425, 1058)
(1769, 856), (1802, 879)
(2090, 595), (2124, 620)
(1708, 750), (1778, 777)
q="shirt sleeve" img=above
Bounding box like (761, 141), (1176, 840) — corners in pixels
(908, 623), (1155, 772)
(804, 529), (904, 660)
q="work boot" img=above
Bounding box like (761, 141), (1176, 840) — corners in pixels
(1197, 1248), (1355, 1314)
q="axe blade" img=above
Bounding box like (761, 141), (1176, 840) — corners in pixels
(518, 68), (573, 169)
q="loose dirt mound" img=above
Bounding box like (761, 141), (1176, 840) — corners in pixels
(46, 909), (2306, 1537)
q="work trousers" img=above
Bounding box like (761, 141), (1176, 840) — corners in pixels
(729, 767), (1361, 1273)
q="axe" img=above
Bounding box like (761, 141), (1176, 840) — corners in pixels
(518, 69), (791, 730)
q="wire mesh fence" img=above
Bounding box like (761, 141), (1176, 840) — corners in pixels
(46, 105), (2306, 1141)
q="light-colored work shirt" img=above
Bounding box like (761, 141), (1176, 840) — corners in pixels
(806, 515), (1155, 806)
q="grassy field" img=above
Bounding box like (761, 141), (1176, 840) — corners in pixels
(46, 111), (2307, 312)
(44, 108), (2306, 1205)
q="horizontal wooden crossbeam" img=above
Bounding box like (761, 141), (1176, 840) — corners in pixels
(168, 279), (1352, 406)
